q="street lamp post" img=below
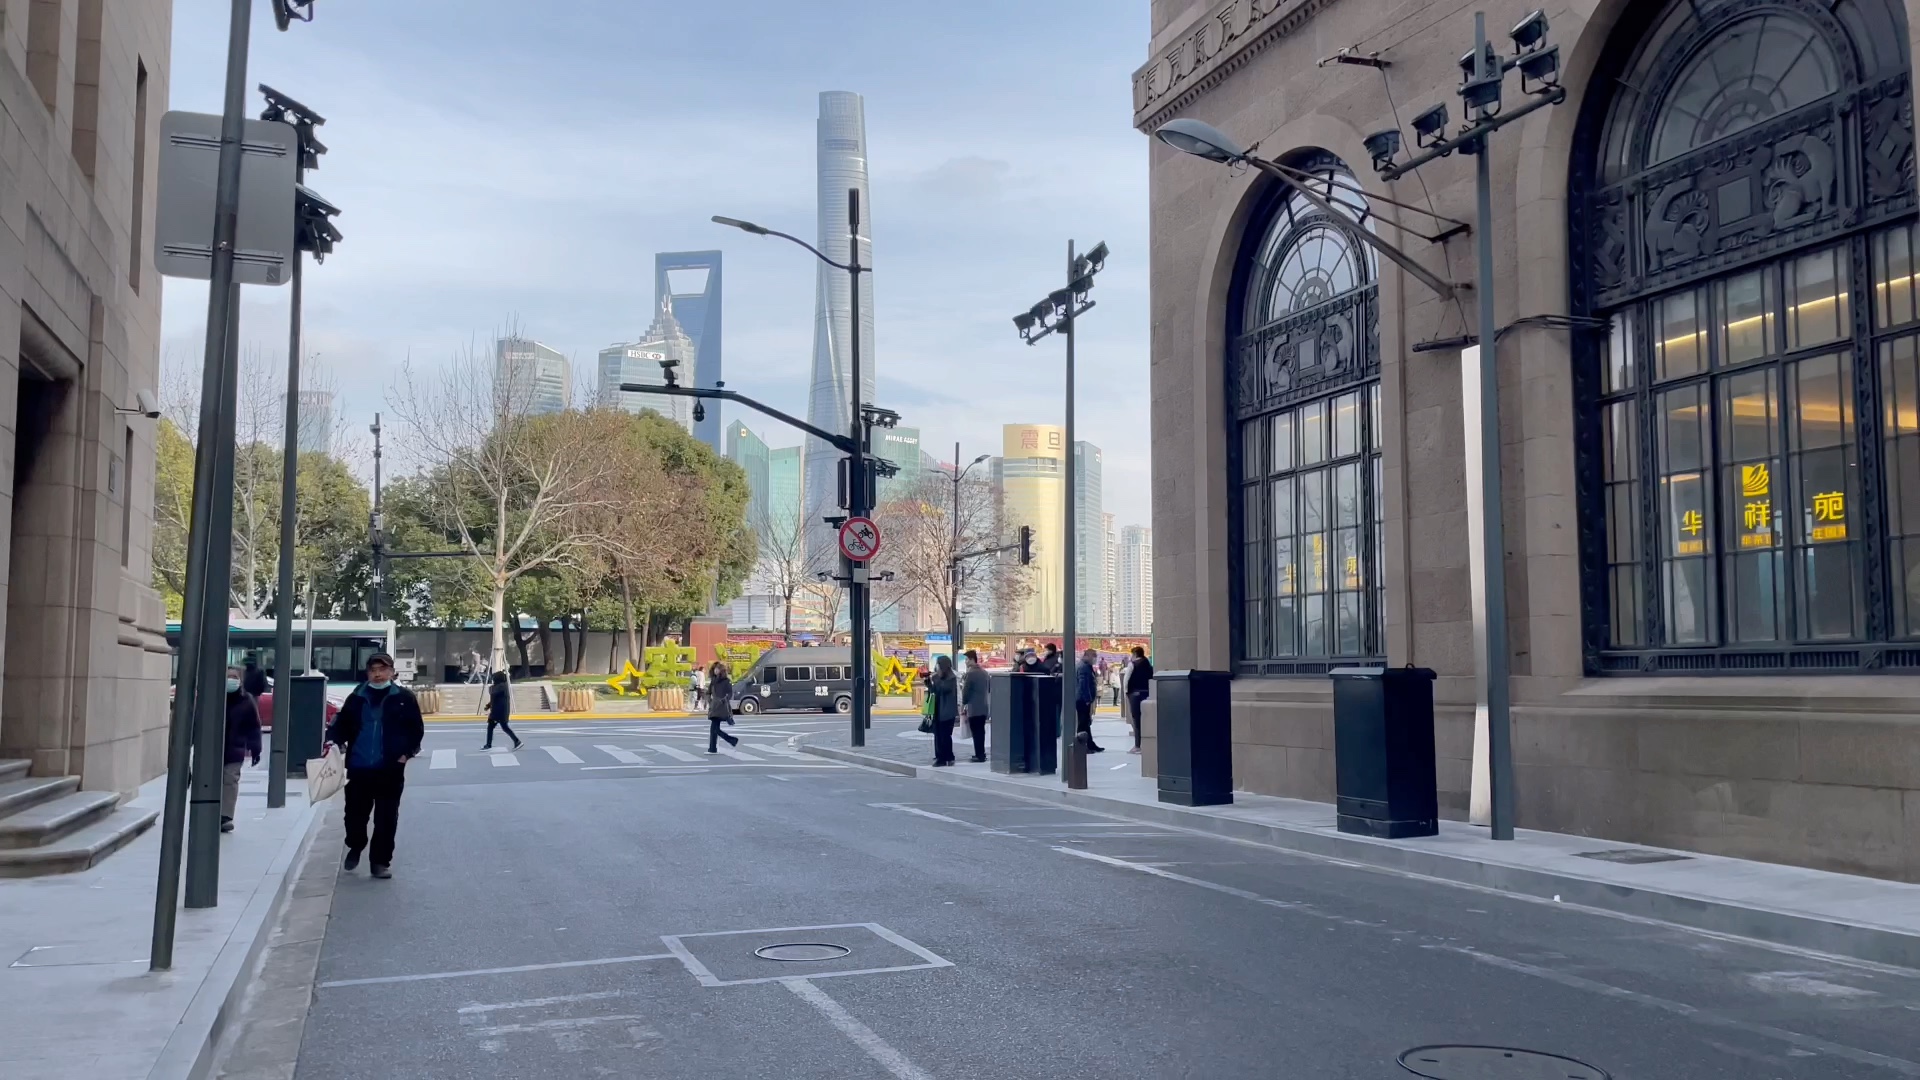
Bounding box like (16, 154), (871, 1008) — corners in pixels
(673, 199), (884, 745)
(1014, 241), (1108, 789)
(260, 84), (339, 810)
(935, 445), (990, 655)
(1153, 9), (1563, 842)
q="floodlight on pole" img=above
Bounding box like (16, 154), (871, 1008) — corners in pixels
(712, 215), (771, 235)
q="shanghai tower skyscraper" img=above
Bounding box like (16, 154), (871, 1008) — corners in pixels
(803, 91), (876, 568)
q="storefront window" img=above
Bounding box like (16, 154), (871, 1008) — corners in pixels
(1577, 0), (1915, 670)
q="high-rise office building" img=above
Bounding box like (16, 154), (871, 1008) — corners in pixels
(1000, 424), (1066, 632)
(596, 297), (696, 433)
(289, 389), (334, 454)
(1075, 442), (1104, 634)
(803, 91), (876, 566)
(1119, 525), (1153, 635)
(873, 426), (920, 505)
(497, 336), (570, 416)
(725, 421), (771, 526)
(656, 252), (723, 449)
(1101, 513), (1117, 635)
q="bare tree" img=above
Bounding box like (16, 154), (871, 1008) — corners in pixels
(873, 470), (1030, 641)
(749, 498), (810, 644)
(391, 336), (618, 671)
(229, 351), (283, 617)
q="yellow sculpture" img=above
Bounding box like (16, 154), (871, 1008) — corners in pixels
(603, 661), (646, 697)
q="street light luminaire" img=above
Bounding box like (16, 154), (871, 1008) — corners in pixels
(1152, 118), (1248, 164)
(1518, 45), (1561, 93)
(711, 215), (771, 236)
(1510, 9), (1549, 51)
(1363, 128), (1402, 171)
(1084, 242), (1109, 273)
(1013, 311), (1037, 333)
(1048, 287), (1074, 312)
(1030, 300), (1054, 326)
(1411, 102), (1450, 147)
(1462, 73), (1503, 116)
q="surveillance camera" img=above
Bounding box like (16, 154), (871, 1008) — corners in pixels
(692, 401), (706, 424)
(119, 389), (161, 419)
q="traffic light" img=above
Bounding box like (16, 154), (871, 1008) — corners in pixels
(1018, 525), (1033, 565)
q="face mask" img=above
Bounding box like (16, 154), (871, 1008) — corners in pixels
(368, 677), (391, 689)
(226, 678), (241, 693)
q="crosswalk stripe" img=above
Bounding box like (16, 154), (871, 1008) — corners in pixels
(490, 752), (519, 767)
(430, 749), (457, 769)
(596, 745), (647, 765)
(648, 743), (701, 762)
(542, 746), (583, 764)
(716, 744), (765, 761)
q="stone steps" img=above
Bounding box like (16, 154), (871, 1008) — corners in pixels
(0, 760), (156, 877)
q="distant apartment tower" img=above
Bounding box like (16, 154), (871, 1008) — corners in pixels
(596, 296), (695, 433)
(1075, 442), (1104, 634)
(1118, 526), (1153, 635)
(289, 389), (334, 454)
(656, 251), (723, 449)
(1101, 513), (1117, 634)
(1000, 425), (1065, 632)
(496, 337), (570, 416)
(803, 91), (877, 566)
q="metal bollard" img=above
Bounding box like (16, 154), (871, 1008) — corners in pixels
(1066, 730), (1091, 790)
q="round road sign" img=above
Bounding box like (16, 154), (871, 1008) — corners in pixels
(839, 516), (882, 561)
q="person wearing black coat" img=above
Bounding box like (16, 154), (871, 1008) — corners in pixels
(326, 653), (425, 879)
(706, 662), (738, 753)
(925, 655), (960, 766)
(241, 655), (270, 698)
(1125, 646), (1153, 754)
(222, 666), (262, 834)
(482, 670), (521, 750)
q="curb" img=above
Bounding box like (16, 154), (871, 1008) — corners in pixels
(152, 797), (325, 1080)
(795, 740), (1920, 971)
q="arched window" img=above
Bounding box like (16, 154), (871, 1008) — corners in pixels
(1572, 0), (1915, 673)
(1228, 154), (1382, 674)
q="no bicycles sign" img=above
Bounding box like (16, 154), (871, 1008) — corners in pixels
(838, 516), (882, 562)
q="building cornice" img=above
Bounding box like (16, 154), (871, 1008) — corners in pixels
(1133, 0), (1343, 134)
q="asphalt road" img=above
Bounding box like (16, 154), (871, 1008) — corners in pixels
(295, 717), (1920, 1079)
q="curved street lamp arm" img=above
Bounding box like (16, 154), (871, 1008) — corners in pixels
(754, 226), (858, 273)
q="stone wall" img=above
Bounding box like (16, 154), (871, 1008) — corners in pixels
(0, 0), (172, 796)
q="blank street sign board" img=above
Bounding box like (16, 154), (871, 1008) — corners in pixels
(155, 112), (297, 286)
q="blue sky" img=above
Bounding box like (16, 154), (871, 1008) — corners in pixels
(162, 0), (1154, 528)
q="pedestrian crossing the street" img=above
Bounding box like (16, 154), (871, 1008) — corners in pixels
(413, 738), (843, 776)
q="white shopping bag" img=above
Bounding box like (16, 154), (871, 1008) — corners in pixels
(306, 745), (345, 803)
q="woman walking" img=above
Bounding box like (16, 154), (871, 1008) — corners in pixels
(706, 661), (739, 753)
(482, 670), (522, 751)
(926, 654), (960, 767)
(222, 666), (261, 834)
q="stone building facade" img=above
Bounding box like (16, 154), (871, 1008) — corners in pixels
(1139, 0), (1920, 880)
(0, 0), (172, 794)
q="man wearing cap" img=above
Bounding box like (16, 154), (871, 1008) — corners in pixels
(326, 652), (425, 879)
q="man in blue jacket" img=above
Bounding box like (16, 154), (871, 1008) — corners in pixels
(326, 653), (425, 879)
(1074, 647), (1106, 754)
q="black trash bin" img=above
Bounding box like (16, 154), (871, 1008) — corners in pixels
(286, 673), (330, 771)
(989, 673), (1059, 774)
(1155, 670), (1232, 806)
(1330, 666), (1438, 838)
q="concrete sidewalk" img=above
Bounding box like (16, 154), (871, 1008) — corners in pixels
(797, 718), (1920, 970)
(0, 764), (323, 1080)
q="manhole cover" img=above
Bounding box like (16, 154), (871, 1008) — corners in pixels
(753, 942), (852, 962)
(1399, 1046), (1609, 1079)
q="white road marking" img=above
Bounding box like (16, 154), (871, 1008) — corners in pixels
(490, 753), (519, 767)
(457, 991), (626, 1015)
(785, 978), (935, 1080)
(541, 746), (583, 764)
(716, 744), (765, 761)
(579, 763), (846, 771)
(595, 745), (647, 764)
(430, 749), (457, 770)
(1110, 763), (1130, 770)
(647, 743), (701, 762)
(318, 953), (675, 988)
(755, 743), (809, 757)
(868, 803), (973, 825)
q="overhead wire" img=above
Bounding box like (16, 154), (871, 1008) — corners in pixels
(1377, 67), (1475, 342)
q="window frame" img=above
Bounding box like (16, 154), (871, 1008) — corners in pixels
(1227, 155), (1384, 676)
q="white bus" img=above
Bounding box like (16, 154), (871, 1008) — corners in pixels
(164, 618), (398, 688)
